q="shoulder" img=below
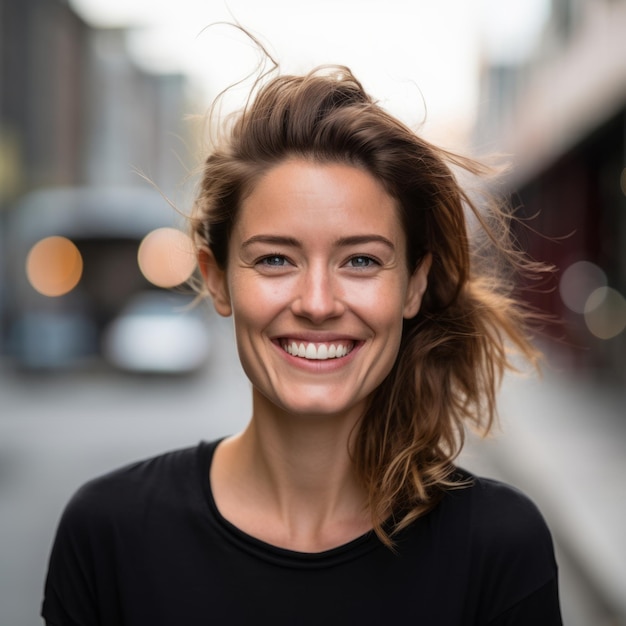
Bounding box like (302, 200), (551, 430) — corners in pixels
(59, 440), (218, 533)
(43, 441), (222, 623)
(459, 472), (555, 557)
(440, 470), (552, 538)
(438, 470), (559, 620)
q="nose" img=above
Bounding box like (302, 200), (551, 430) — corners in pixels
(291, 263), (345, 323)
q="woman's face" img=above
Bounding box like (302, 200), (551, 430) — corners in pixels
(205, 159), (430, 421)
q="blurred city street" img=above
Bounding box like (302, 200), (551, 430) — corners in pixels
(0, 314), (624, 625)
(2, 1), (626, 625)
(462, 359), (626, 626)
(0, 315), (251, 626)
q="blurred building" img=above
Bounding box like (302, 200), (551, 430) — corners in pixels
(0, 0), (189, 202)
(475, 0), (626, 384)
(0, 0), (87, 202)
(83, 28), (188, 193)
(0, 0), (191, 355)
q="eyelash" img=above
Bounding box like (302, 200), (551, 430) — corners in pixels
(254, 254), (381, 270)
(347, 255), (380, 269)
(256, 254), (290, 268)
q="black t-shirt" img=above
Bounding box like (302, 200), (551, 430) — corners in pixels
(42, 440), (562, 625)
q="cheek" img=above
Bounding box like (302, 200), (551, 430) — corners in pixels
(348, 277), (410, 322)
(229, 278), (286, 329)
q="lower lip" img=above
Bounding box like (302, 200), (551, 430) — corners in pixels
(273, 342), (362, 372)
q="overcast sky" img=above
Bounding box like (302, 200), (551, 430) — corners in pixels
(69, 0), (550, 148)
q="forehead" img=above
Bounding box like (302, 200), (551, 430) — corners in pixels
(235, 159), (405, 242)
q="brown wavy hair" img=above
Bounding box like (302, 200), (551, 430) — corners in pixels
(190, 64), (543, 546)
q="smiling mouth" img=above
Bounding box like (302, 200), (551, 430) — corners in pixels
(280, 340), (355, 361)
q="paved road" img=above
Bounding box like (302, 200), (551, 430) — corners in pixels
(1, 315), (622, 625)
(1, 315), (251, 626)
(461, 367), (626, 626)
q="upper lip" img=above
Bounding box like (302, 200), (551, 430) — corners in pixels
(271, 332), (361, 343)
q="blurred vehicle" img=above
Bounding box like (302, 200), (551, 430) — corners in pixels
(102, 290), (211, 374)
(3, 186), (211, 374)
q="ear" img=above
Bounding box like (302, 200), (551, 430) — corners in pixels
(403, 253), (432, 319)
(198, 248), (232, 317)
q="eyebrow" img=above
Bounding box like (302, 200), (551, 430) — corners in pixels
(335, 235), (395, 250)
(241, 235), (300, 248)
(241, 234), (396, 250)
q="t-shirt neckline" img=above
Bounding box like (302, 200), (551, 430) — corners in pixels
(196, 439), (383, 568)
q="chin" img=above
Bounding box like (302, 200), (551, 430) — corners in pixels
(272, 389), (367, 421)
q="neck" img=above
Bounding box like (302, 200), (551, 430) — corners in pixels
(211, 389), (371, 552)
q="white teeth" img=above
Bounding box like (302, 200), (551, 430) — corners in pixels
(283, 341), (352, 360)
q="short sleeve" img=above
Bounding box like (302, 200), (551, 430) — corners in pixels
(41, 445), (202, 626)
(41, 483), (104, 626)
(464, 476), (562, 624)
(486, 577), (562, 625)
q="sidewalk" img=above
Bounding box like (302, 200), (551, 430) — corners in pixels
(461, 364), (626, 623)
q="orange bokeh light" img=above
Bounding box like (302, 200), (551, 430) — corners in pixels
(137, 227), (196, 288)
(26, 236), (83, 297)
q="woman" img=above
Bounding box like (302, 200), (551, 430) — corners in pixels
(42, 65), (562, 624)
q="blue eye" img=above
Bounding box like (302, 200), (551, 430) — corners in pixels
(348, 255), (377, 268)
(258, 255), (288, 267)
